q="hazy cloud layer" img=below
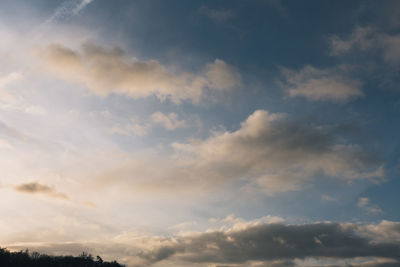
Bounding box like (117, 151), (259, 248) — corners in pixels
(40, 43), (241, 104)
(279, 65), (363, 102)
(14, 182), (69, 199)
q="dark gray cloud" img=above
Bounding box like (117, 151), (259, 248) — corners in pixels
(139, 222), (400, 265)
(14, 182), (69, 199)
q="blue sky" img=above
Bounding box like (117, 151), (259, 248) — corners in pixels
(1, 1), (400, 266)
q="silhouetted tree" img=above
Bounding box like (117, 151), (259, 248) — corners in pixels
(0, 247), (125, 267)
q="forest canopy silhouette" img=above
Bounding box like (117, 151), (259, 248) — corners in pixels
(0, 247), (125, 267)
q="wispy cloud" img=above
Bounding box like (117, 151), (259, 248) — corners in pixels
(358, 197), (383, 215)
(279, 65), (364, 103)
(198, 6), (235, 23)
(110, 111), (189, 136)
(330, 26), (400, 66)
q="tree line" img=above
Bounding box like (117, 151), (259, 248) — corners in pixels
(0, 247), (125, 267)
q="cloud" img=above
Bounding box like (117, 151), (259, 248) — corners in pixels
(209, 214), (285, 232)
(357, 197), (383, 215)
(0, 72), (23, 103)
(198, 6), (235, 23)
(110, 119), (152, 137)
(279, 65), (364, 102)
(380, 34), (400, 65)
(171, 110), (382, 194)
(330, 26), (376, 56)
(99, 110), (383, 195)
(14, 182), (69, 200)
(110, 111), (188, 136)
(329, 26), (400, 65)
(39, 43), (241, 104)
(150, 112), (187, 131)
(360, 220), (400, 243)
(0, 72), (23, 89)
(138, 221), (400, 266)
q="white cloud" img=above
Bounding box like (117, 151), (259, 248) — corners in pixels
(39, 43), (241, 104)
(0, 72), (22, 89)
(110, 119), (152, 137)
(110, 111), (188, 136)
(151, 112), (187, 131)
(209, 214), (285, 232)
(357, 197), (383, 215)
(280, 65), (363, 102)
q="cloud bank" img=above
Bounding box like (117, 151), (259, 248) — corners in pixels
(138, 221), (400, 266)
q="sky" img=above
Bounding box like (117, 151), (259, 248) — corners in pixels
(1, 0), (400, 266)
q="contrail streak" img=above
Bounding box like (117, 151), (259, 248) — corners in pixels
(30, 0), (95, 39)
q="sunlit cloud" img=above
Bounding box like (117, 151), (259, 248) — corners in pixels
(96, 110), (383, 196)
(39, 43), (241, 104)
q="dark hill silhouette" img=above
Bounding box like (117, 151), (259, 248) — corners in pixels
(0, 247), (125, 267)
